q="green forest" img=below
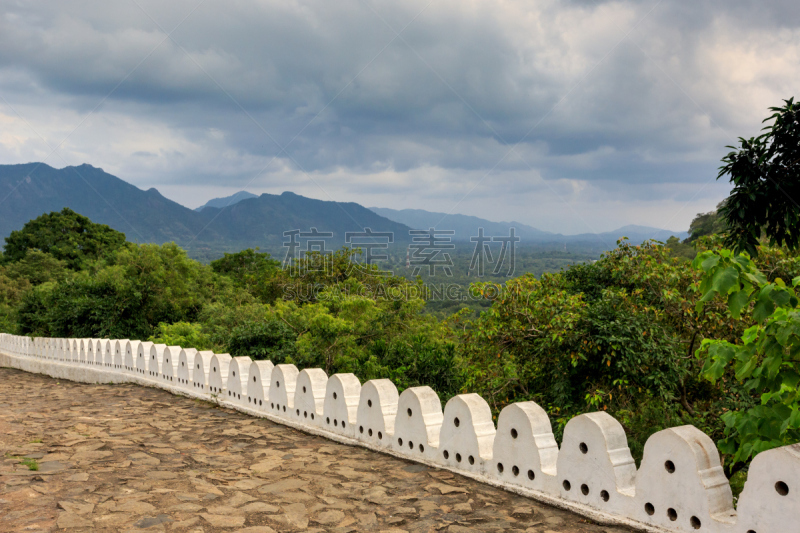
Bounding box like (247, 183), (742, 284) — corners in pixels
(1, 98), (799, 498)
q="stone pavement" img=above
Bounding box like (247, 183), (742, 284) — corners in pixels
(0, 368), (633, 533)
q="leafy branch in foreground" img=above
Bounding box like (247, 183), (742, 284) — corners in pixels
(694, 249), (800, 463)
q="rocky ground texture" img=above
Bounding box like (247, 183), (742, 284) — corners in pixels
(0, 367), (633, 533)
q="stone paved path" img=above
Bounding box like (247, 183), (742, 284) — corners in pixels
(0, 368), (633, 533)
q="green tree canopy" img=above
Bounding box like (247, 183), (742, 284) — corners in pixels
(719, 98), (800, 256)
(2, 208), (128, 269)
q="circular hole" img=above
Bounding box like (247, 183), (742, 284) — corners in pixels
(378, 431), (382, 440)
(271, 403), (275, 409)
(443, 450), (449, 459)
(303, 386), (307, 393)
(259, 400), (263, 406)
(454, 417), (460, 427)
(398, 438), (403, 446)
(511, 428), (518, 439)
(496, 462), (503, 473)
(333, 392), (338, 400)
(326, 417), (330, 424)
(512, 465), (519, 476)
(369, 429), (373, 437)
(311, 413), (315, 420)
(296, 409), (300, 416)
(408, 441), (413, 449)
(253, 376), (256, 382)
(197, 364), (200, 369)
(667, 508), (677, 522)
(645, 503), (655, 516)
(232, 371), (235, 376)
(360, 426), (364, 434)
(368, 399), (372, 407)
(407, 408), (412, 417)
(581, 484), (589, 495)
(304, 411), (308, 418)
(690, 516), (701, 529)
(334, 419), (338, 426)
(776, 481), (789, 496)
(419, 444), (424, 453)
(665, 460), (676, 474)
(563, 480), (571, 491)
(277, 381), (280, 388)
(527, 470), (535, 481)
(282, 406), (286, 412)
(600, 490), (609, 502)
(342, 421), (345, 429)
(213, 366), (216, 372)
(579, 442), (588, 454)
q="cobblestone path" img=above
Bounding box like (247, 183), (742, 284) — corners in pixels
(0, 368), (632, 533)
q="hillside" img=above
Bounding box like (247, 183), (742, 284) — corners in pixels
(370, 207), (688, 245)
(0, 164), (411, 254)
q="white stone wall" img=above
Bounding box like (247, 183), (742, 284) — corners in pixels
(2, 333), (799, 533)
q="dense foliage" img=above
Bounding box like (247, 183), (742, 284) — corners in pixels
(718, 98), (800, 256)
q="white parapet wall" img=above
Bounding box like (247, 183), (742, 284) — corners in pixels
(1, 334), (798, 533)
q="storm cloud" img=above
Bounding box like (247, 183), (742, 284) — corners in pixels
(1, 0), (798, 233)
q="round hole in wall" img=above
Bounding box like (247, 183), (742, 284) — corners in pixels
(667, 508), (677, 522)
(342, 421), (346, 429)
(454, 417), (460, 427)
(334, 419), (338, 426)
(407, 408), (412, 417)
(311, 413), (315, 420)
(296, 409), (300, 416)
(419, 444), (424, 453)
(360, 426), (364, 434)
(282, 406), (286, 412)
(690, 516), (701, 529)
(238, 393), (241, 399)
(232, 371), (235, 376)
(213, 366), (216, 372)
(562, 480), (571, 491)
(528, 470), (535, 481)
(665, 460), (676, 473)
(182, 362), (184, 366)
(776, 481), (789, 496)
(259, 400), (263, 406)
(333, 392), (337, 400)
(398, 438), (403, 446)
(369, 428), (373, 437)
(408, 441), (414, 449)
(455, 453), (462, 463)
(579, 442), (588, 454)
(378, 431), (382, 440)
(253, 376), (256, 382)
(496, 462), (503, 473)
(277, 381), (280, 388)
(304, 411), (308, 418)
(248, 398), (252, 403)
(512, 465), (519, 476)
(197, 364), (200, 369)
(303, 386), (307, 393)
(326, 417), (330, 424)
(443, 450), (449, 459)
(511, 428), (518, 439)
(581, 484), (589, 495)
(644, 503), (655, 516)
(600, 490), (609, 502)
(271, 403), (275, 409)
(368, 399), (372, 407)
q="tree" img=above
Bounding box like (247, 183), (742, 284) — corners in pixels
(210, 248), (282, 303)
(2, 208), (128, 269)
(718, 98), (800, 256)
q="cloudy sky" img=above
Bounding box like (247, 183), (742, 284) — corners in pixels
(0, 0), (798, 233)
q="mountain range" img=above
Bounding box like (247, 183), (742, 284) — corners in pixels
(0, 163), (687, 256)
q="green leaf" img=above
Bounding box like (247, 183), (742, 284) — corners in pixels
(712, 266), (740, 296)
(700, 254), (721, 272)
(728, 289), (751, 318)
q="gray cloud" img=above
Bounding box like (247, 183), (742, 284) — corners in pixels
(0, 0), (798, 233)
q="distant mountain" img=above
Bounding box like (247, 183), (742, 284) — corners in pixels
(370, 207), (688, 245)
(0, 164), (411, 253)
(195, 191), (257, 211)
(0, 162), (217, 245)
